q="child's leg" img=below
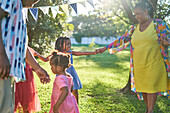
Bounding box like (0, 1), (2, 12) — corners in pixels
(72, 89), (79, 104)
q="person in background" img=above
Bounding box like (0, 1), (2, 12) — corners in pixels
(97, 1), (170, 113)
(0, 0), (50, 112)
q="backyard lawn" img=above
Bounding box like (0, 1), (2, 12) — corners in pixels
(34, 45), (170, 113)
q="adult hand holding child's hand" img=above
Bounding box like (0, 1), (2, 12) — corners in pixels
(35, 67), (50, 84)
(99, 47), (107, 54)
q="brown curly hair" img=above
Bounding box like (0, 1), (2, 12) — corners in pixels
(50, 51), (71, 71)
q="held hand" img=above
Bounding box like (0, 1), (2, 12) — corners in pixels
(95, 49), (101, 54)
(159, 37), (169, 46)
(46, 54), (52, 60)
(0, 53), (11, 79)
(34, 67), (50, 84)
(99, 47), (107, 54)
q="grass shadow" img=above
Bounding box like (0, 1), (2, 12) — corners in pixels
(80, 79), (170, 113)
(80, 79), (145, 113)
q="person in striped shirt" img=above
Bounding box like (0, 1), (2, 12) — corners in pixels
(0, 0), (50, 112)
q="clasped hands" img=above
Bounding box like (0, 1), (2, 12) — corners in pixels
(34, 67), (50, 84)
(94, 47), (107, 54)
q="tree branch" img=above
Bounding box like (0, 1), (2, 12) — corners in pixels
(120, 0), (138, 24)
(113, 12), (132, 25)
(148, 0), (158, 10)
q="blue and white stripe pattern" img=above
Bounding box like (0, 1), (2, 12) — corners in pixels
(0, 0), (27, 82)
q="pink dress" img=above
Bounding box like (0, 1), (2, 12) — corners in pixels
(49, 75), (79, 113)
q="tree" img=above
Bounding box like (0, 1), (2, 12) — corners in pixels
(70, 6), (130, 43)
(27, 0), (74, 54)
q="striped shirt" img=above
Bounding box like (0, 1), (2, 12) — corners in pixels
(0, 0), (27, 81)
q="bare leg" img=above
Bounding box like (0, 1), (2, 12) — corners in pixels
(147, 93), (157, 113)
(72, 89), (79, 104)
(142, 92), (148, 113)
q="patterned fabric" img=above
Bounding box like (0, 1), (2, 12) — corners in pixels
(29, 8), (38, 21)
(107, 19), (170, 100)
(0, 0), (27, 82)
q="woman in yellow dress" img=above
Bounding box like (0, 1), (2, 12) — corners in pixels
(98, 1), (170, 113)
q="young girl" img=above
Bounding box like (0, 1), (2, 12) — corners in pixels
(14, 47), (41, 113)
(49, 51), (79, 113)
(35, 37), (99, 103)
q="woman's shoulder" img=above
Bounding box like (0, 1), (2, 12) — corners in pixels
(153, 19), (169, 30)
(153, 19), (166, 25)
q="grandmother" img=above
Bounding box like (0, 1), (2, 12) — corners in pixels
(98, 1), (170, 113)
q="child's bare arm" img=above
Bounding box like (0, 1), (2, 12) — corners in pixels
(53, 87), (68, 113)
(72, 51), (97, 56)
(34, 53), (51, 62)
(28, 47), (50, 62)
(98, 47), (107, 54)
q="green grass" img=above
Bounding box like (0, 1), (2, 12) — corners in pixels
(34, 45), (170, 113)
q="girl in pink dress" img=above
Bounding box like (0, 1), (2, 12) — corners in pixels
(49, 51), (79, 113)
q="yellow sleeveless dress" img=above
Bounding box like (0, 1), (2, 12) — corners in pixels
(131, 21), (167, 93)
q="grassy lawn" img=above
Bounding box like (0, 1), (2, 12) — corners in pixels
(34, 45), (170, 113)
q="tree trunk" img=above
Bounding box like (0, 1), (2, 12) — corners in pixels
(119, 72), (131, 93)
(149, 0), (158, 10)
(120, 0), (138, 24)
